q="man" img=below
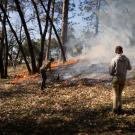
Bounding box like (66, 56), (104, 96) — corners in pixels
(109, 46), (132, 114)
(40, 58), (54, 90)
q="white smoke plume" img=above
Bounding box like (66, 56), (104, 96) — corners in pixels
(83, 0), (135, 62)
(61, 0), (135, 80)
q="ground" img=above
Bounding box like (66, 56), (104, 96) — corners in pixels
(0, 66), (135, 135)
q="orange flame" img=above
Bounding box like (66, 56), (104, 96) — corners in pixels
(51, 57), (79, 69)
(11, 57), (79, 84)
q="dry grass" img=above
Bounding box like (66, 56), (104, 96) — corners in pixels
(0, 68), (135, 135)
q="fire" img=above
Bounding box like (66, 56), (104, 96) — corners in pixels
(51, 57), (79, 69)
(10, 70), (39, 85)
(10, 57), (79, 85)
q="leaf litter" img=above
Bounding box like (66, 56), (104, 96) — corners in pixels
(0, 69), (135, 135)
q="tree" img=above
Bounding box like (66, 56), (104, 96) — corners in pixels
(95, 0), (101, 34)
(0, 19), (5, 78)
(78, 0), (102, 34)
(39, 0), (66, 62)
(3, 0), (8, 77)
(14, 0), (37, 73)
(0, 0), (8, 78)
(31, 0), (52, 70)
(0, 3), (32, 73)
(61, 0), (69, 46)
(46, 0), (55, 60)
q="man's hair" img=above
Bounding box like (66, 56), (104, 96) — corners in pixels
(115, 46), (123, 54)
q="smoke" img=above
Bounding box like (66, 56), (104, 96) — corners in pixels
(61, 0), (135, 80)
(83, 0), (135, 62)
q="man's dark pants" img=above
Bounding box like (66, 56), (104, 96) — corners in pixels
(40, 69), (47, 90)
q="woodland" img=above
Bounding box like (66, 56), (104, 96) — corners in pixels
(0, 0), (135, 134)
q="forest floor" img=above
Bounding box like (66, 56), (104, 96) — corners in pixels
(0, 66), (135, 135)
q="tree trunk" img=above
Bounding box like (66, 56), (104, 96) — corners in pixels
(3, 17), (8, 77)
(0, 3), (32, 73)
(3, 0), (8, 77)
(8, 53), (12, 61)
(0, 20), (5, 78)
(31, 0), (52, 70)
(31, 0), (42, 37)
(39, 0), (66, 62)
(38, 0), (52, 70)
(15, 48), (20, 60)
(95, 0), (100, 35)
(61, 0), (69, 46)
(14, 0), (37, 73)
(0, 1), (5, 78)
(0, 56), (5, 78)
(46, 0), (55, 61)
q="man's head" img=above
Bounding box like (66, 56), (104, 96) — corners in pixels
(115, 46), (123, 54)
(50, 58), (55, 62)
